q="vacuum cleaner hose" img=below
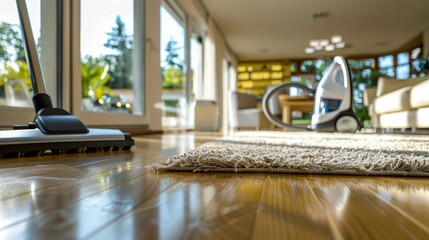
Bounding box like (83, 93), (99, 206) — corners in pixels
(262, 82), (316, 131)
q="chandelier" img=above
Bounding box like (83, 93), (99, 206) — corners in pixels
(305, 11), (345, 54)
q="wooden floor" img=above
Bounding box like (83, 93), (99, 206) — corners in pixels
(1, 132), (429, 239)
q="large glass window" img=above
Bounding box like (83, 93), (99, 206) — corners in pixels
(378, 55), (395, 77)
(348, 59), (375, 69)
(0, 0), (41, 108)
(160, 5), (187, 128)
(396, 52), (410, 79)
(411, 47), (425, 77)
(80, 0), (135, 114)
(396, 65), (410, 79)
(378, 55), (394, 68)
(397, 52), (409, 65)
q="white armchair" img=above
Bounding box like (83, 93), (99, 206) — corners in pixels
(228, 91), (270, 130)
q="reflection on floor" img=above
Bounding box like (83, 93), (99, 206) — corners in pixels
(0, 131), (428, 239)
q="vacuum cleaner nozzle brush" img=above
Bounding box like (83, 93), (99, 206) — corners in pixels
(0, 129), (134, 158)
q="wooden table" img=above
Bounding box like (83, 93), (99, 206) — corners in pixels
(278, 94), (314, 123)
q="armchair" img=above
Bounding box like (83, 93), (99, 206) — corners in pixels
(228, 91), (270, 130)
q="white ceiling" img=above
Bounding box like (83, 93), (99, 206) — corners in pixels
(201, 0), (429, 60)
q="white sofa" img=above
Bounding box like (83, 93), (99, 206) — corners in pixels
(364, 76), (429, 130)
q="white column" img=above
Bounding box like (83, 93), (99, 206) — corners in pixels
(145, 0), (162, 130)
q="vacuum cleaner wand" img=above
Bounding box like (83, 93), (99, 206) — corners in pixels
(262, 82), (316, 131)
(0, 0), (134, 157)
(16, 0), (46, 96)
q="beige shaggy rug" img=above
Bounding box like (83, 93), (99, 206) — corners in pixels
(151, 131), (429, 177)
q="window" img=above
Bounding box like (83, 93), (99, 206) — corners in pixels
(348, 59), (375, 69)
(397, 52), (409, 65)
(379, 67), (395, 77)
(160, 4), (187, 128)
(378, 55), (395, 77)
(300, 60), (315, 73)
(396, 52), (410, 79)
(396, 65), (410, 79)
(411, 47), (422, 60)
(73, 0), (147, 126)
(410, 47), (425, 77)
(295, 59), (331, 83)
(0, 0), (58, 126)
(80, 0), (135, 114)
(378, 55), (394, 68)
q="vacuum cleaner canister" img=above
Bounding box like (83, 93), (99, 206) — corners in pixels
(262, 56), (360, 133)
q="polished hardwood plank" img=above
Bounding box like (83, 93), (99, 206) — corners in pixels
(353, 177), (429, 235)
(306, 176), (429, 239)
(0, 157), (144, 231)
(187, 174), (265, 240)
(88, 173), (235, 240)
(252, 175), (337, 240)
(0, 145), (182, 231)
(0, 132), (428, 240)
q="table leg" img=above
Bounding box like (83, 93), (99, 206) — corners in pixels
(282, 105), (292, 123)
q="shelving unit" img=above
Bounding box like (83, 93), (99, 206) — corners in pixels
(236, 61), (291, 98)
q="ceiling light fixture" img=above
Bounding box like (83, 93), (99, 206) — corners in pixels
(331, 35), (342, 43)
(309, 39), (319, 47)
(314, 45), (323, 51)
(325, 44), (335, 51)
(335, 42), (345, 48)
(319, 39), (329, 47)
(305, 11), (347, 54)
(305, 47), (315, 53)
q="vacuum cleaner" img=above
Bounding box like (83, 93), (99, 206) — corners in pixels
(262, 56), (360, 133)
(0, 0), (134, 158)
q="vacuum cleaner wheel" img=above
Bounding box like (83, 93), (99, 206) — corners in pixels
(335, 115), (359, 133)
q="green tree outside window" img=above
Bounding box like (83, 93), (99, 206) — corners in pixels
(162, 37), (184, 89)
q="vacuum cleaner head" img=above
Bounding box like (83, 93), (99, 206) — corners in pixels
(0, 129), (134, 158)
(0, 0), (134, 158)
